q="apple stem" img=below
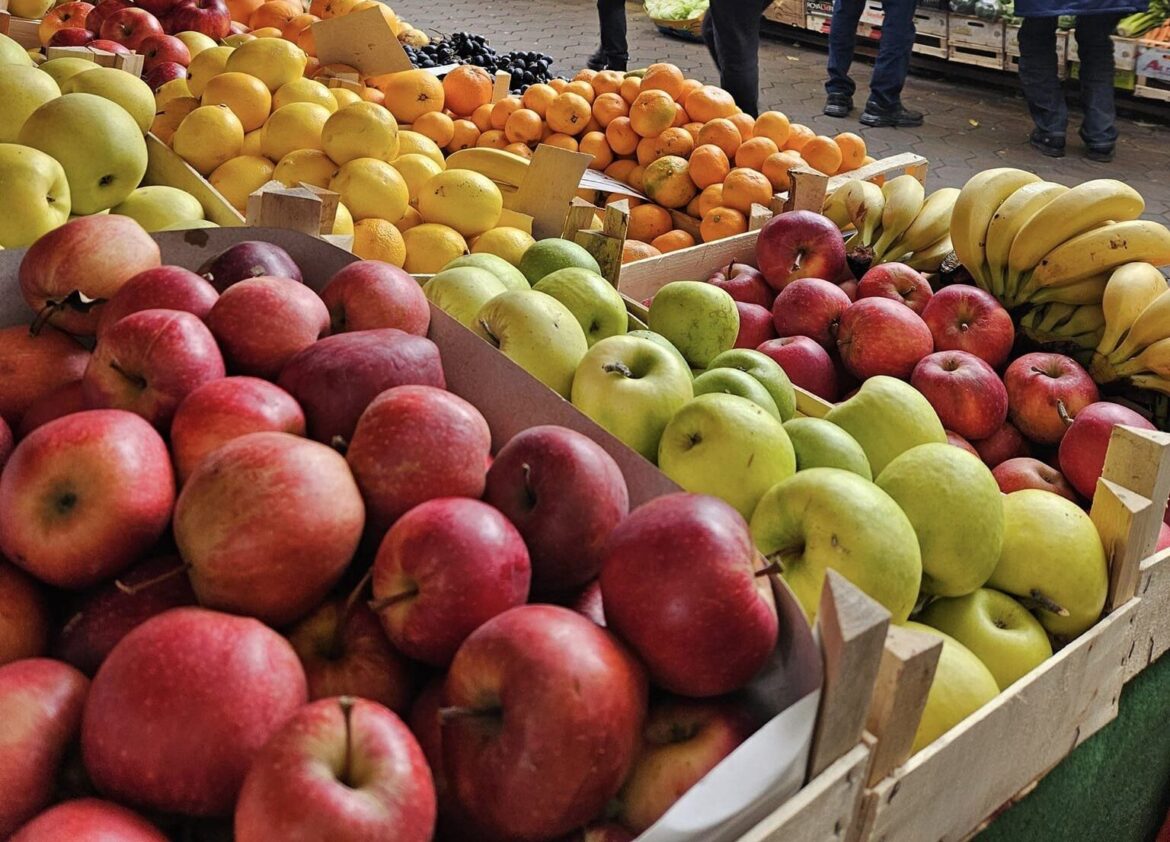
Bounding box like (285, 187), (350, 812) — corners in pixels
(113, 562), (191, 595)
(478, 319), (500, 348)
(1056, 399), (1074, 427)
(521, 462), (537, 507)
(29, 301), (64, 336)
(603, 361), (633, 378)
(330, 435), (349, 455)
(1021, 589), (1070, 617)
(339, 696), (356, 788)
(755, 559), (783, 577)
(439, 705), (502, 724)
(332, 569), (373, 659)
(368, 588), (419, 613)
(109, 360), (147, 390)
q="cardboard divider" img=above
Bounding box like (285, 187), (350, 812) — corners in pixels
(312, 6), (412, 76)
(143, 134), (246, 227)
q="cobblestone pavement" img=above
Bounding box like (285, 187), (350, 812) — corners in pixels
(395, 0), (1170, 217)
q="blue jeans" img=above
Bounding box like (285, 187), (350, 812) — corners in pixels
(1018, 14), (1120, 148)
(825, 0), (917, 111)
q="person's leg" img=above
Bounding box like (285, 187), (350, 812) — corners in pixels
(865, 0), (916, 112)
(1017, 16), (1067, 153)
(702, 7), (721, 72)
(708, 0), (766, 115)
(1075, 13), (1121, 157)
(591, 0), (627, 69)
(825, 0), (865, 104)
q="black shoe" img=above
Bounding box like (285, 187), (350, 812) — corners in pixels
(823, 93), (853, 118)
(859, 105), (924, 127)
(1029, 131), (1066, 158)
(587, 49), (607, 71)
(1085, 146), (1115, 162)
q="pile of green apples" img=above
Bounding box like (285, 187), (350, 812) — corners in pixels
(423, 237), (1112, 754)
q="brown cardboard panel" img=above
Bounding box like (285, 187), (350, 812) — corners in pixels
(312, 7), (411, 76)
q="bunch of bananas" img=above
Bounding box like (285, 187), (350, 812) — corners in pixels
(444, 147), (530, 208)
(1089, 263), (1170, 393)
(951, 169), (1170, 310)
(1019, 302), (1105, 362)
(823, 176), (959, 272)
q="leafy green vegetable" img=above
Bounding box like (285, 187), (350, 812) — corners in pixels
(645, 0), (708, 20)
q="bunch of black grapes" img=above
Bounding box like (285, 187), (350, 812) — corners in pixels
(402, 31), (560, 92)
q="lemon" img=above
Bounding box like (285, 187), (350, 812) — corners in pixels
(274, 148), (338, 188)
(241, 128), (264, 157)
(352, 218), (406, 266)
(330, 87), (362, 109)
(472, 226), (537, 267)
(417, 169), (502, 237)
(395, 130), (444, 166)
(390, 153), (442, 204)
(331, 201), (354, 235)
(209, 155), (276, 212)
(173, 104), (244, 176)
(261, 102), (331, 162)
(322, 102), (398, 165)
(397, 206), (423, 232)
(175, 31), (218, 59)
(329, 157), (408, 223)
(151, 96), (200, 145)
(155, 77), (193, 108)
(273, 78), (337, 113)
(402, 223), (468, 274)
(201, 72), (272, 133)
(186, 46), (234, 99)
(224, 38), (306, 92)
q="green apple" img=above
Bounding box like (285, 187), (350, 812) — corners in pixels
(876, 443), (1003, 597)
(0, 66), (59, 144)
(62, 67), (154, 134)
(442, 252), (529, 291)
(159, 219), (219, 230)
(658, 393), (795, 520)
(905, 622), (1000, 754)
(474, 290), (589, 398)
(534, 267), (627, 346)
(19, 93), (148, 215)
(918, 589), (1052, 690)
(175, 31), (219, 58)
(628, 329), (692, 378)
(0, 32), (33, 67)
(571, 334), (693, 462)
(110, 186), (205, 232)
(423, 267), (508, 329)
(0, 143), (71, 249)
(988, 490), (1108, 638)
(706, 348), (796, 421)
(647, 281), (739, 368)
(750, 467), (921, 623)
(691, 368), (779, 417)
(824, 375), (946, 476)
(782, 417), (871, 479)
(37, 57), (99, 86)
(518, 238), (601, 284)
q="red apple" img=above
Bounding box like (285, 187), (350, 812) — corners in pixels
(85, 0), (131, 33)
(921, 284), (1014, 369)
(858, 263), (933, 314)
(992, 457), (1080, 502)
(571, 579), (607, 626)
(408, 679), (482, 841)
(47, 27), (95, 45)
(84, 308), (226, 429)
(80, 607), (308, 816)
(1158, 522), (1170, 553)
(170, 376), (305, 483)
(971, 420), (1030, 468)
(0, 326), (89, 429)
(1058, 401), (1156, 499)
(277, 329), (445, 446)
(0, 659), (89, 838)
(96, 265), (218, 340)
(345, 385), (491, 535)
(707, 262), (774, 308)
(839, 278), (859, 301)
(600, 493), (778, 697)
(207, 276), (329, 379)
(733, 301), (777, 348)
(287, 599), (418, 716)
(945, 430), (980, 458)
(19, 216), (161, 337)
(175, 432), (364, 626)
(483, 425), (629, 596)
(571, 824), (636, 842)
(137, 0), (177, 19)
(197, 240), (303, 292)
(0, 416), (11, 469)
(165, 0), (231, 37)
(235, 697), (435, 842)
(0, 410), (174, 590)
(53, 555), (195, 676)
(16, 380), (88, 439)
(99, 7), (165, 50)
(38, 2), (95, 45)
(618, 698), (757, 834)
(837, 297), (934, 380)
(0, 563), (50, 667)
(770, 277), (851, 351)
(320, 260), (430, 335)
(910, 350), (1008, 441)
(138, 33), (191, 71)
(371, 498), (530, 666)
(755, 210), (847, 292)
(87, 38), (131, 54)
(229, 18), (249, 33)
(756, 336), (839, 402)
(10, 799), (167, 842)
(143, 61), (188, 90)
(1004, 353), (1099, 446)
(442, 604), (647, 840)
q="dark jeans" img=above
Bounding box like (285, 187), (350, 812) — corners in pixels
(597, 0), (628, 66)
(824, 0), (916, 111)
(1018, 14), (1120, 148)
(701, 0), (773, 116)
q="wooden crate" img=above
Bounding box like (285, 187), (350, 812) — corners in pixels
(1135, 74), (1170, 102)
(912, 32), (948, 59)
(949, 42), (1007, 70)
(948, 15), (1006, 49)
(1004, 26), (1068, 78)
(44, 45), (145, 76)
(1066, 34), (1138, 71)
(2, 12), (38, 48)
(913, 9), (948, 37)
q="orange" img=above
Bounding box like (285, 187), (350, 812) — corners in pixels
(281, 12), (318, 41)
(729, 112), (755, 140)
(544, 132), (579, 151)
(606, 193), (642, 209)
(697, 183), (724, 217)
(735, 136), (779, 170)
(582, 116), (603, 134)
(754, 111), (791, 147)
(546, 92), (592, 136)
(685, 194), (703, 218)
(200, 72), (272, 133)
(640, 62), (685, 100)
(249, 0), (299, 29)
(593, 69), (624, 95)
(490, 96), (521, 130)
(684, 85), (738, 123)
(592, 92), (628, 128)
(649, 126), (693, 162)
(696, 118), (741, 158)
(627, 164), (646, 192)
(682, 121), (703, 142)
(651, 230), (695, 253)
(579, 131), (613, 170)
(443, 65), (493, 117)
(476, 129), (508, 149)
(722, 167), (773, 213)
(801, 135), (843, 175)
(700, 206), (748, 242)
(447, 119), (480, 152)
(317, 0), (361, 17)
(359, 87), (385, 105)
(784, 123), (815, 152)
(835, 131), (867, 171)
(635, 136), (660, 167)
(521, 83), (556, 117)
(296, 24), (317, 56)
(227, 0), (264, 25)
(643, 155), (697, 209)
(565, 80), (596, 104)
(549, 78), (569, 93)
(470, 103), (494, 132)
(622, 240), (662, 263)
(761, 150), (807, 191)
(676, 78), (703, 104)
(605, 116), (638, 156)
(619, 76), (641, 104)
(629, 89), (677, 138)
(505, 142), (533, 159)
(627, 205), (673, 242)
(671, 106), (691, 129)
(501, 108), (541, 144)
(378, 70), (443, 123)
(573, 68), (598, 84)
(410, 110), (453, 147)
(688, 144), (730, 189)
(604, 159), (638, 183)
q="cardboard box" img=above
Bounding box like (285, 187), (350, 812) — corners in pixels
(1136, 43), (1170, 82)
(765, 0), (806, 28)
(860, 0), (884, 26)
(805, 0), (834, 17)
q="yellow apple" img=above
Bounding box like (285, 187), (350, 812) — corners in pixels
(0, 66), (59, 143)
(62, 67), (154, 134)
(9, 0), (54, 16)
(159, 218), (219, 230)
(0, 143), (71, 248)
(0, 33), (34, 67)
(155, 77), (194, 108)
(110, 185), (206, 232)
(175, 30), (218, 58)
(37, 57), (98, 86)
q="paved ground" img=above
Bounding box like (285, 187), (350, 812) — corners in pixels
(394, 0), (1170, 218)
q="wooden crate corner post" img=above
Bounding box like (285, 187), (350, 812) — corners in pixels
(780, 167), (830, 215)
(571, 199), (629, 287)
(245, 181), (348, 250)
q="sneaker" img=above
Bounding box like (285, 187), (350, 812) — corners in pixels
(823, 93), (853, 118)
(587, 49), (607, 71)
(859, 105), (924, 127)
(1029, 131), (1066, 158)
(1085, 146), (1115, 163)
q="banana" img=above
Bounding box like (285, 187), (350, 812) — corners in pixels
(823, 186), (854, 230)
(983, 181), (1069, 300)
(841, 180), (884, 247)
(1097, 262), (1170, 357)
(872, 175), (925, 261)
(890, 187), (959, 257)
(1029, 302), (1079, 334)
(950, 168), (1041, 294)
(1022, 304), (1104, 353)
(444, 147), (530, 187)
(1057, 304), (1106, 338)
(1115, 337), (1170, 378)
(1027, 274), (1109, 306)
(1129, 374), (1170, 396)
(1107, 288), (1170, 363)
(904, 236), (954, 272)
(1031, 219), (1170, 288)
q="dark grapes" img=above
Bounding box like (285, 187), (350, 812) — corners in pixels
(404, 31), (557, 92)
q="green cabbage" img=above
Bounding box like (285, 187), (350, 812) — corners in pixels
(646, 0), (708, 21)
